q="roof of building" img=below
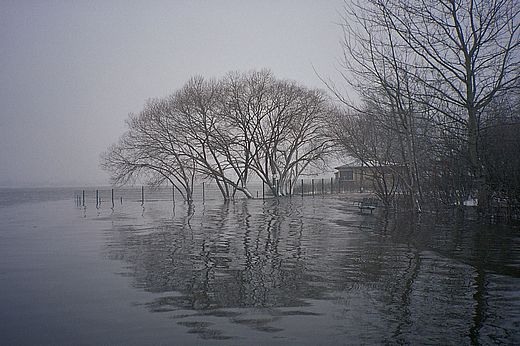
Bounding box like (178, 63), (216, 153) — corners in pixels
(334, 164), (363, 170)
(334, 162), (404, 170)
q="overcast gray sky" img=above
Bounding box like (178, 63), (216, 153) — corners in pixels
(0, 0), (345, 187)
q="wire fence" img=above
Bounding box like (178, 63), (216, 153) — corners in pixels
(73, 178), (367, 207)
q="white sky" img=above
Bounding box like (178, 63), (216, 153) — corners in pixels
(0, 0), (346, 187)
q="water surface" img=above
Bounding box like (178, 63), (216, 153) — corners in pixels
(0, 188), (519, 344)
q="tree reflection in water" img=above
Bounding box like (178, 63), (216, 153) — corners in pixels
(105, 197), (520, 344)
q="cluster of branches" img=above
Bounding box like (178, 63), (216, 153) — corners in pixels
(101, 70), (334, 202)
(327, 0), (519, 212)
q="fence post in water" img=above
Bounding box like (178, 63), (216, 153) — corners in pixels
(331, 177), (333, 194)
(321, 178), (324, 195)
(96, 189), (99, 207)
(141, 186), (144, 205)
(202, 182), (205, 203)
(262, 182), (265, 200)
(301, 179), (304, 198)
(82, 190), (85, 206)
(111, 189), (114, 208)
(172, 184), (175, 203)
(289, 180), (292, 198)
(120, 196), (123, 205)
(312, 179), (314, 197)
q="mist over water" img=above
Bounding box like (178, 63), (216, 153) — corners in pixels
(0, 188), (519, 344)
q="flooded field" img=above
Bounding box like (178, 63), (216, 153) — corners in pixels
(1, 188), (519, 344)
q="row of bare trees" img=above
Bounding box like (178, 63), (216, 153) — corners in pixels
(101, 70), (334, 202)
(327, 0), (519, 212)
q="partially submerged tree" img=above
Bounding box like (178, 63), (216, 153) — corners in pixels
(329, 107), (405, 207)
(327, 0), (519, 211)
(169, 76), (250, 200)
(102, 70), (332, 201)
(101, 98), (197, 202)
(221, 70), (334, 196)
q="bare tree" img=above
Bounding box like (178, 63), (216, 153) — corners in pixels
(324, 0), (436, 211)
(329, 107), (405, 206)
(373, 0), (519, 208)
(239, 71), (332, 196)
(101, 98), (196, 202)
(102, 70), (333, 201)
(218, 70), (334, 197)
(169, 76), (250, 200)
(328, 0), (519, 210)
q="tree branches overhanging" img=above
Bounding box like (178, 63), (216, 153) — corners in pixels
(101, 70), (334, 202)
(327, 0), (519, 212)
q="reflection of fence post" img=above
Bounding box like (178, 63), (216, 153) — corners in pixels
(82, 190), (85, 206)
(321, 178), (324, 195)
(331, 177), (333, 194)
(262, 182), (265, 200)
(172, 184), (175, 203)
(289, 180), (292, 198)
(312, 179), (315, 197)
(96, 190), (99, 207)
(141, 186), (144, 205)
(111, 189), (114, 208)
(202, 182), (205, 203)
(301, 179), (304, 198)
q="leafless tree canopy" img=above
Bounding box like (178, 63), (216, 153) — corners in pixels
(327, 0), (519, 212)
(101, 70), (333, 201)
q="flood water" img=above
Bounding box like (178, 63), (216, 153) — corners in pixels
(1, 188), (519, 345)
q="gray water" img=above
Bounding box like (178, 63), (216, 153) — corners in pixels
(0, 188), (519, 345)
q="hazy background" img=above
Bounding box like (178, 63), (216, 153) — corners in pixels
(0, 0), (345, 187)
